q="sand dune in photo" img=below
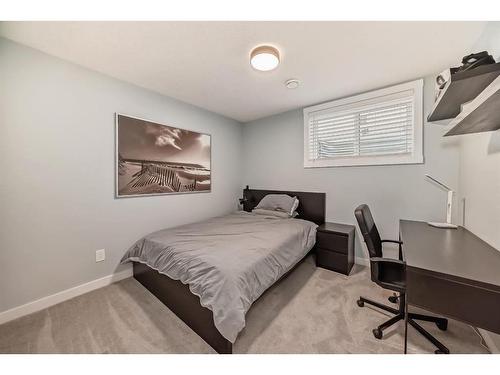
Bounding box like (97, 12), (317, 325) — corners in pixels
(118, 160), (210, 195)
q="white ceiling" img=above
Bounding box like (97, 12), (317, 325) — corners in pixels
(0, 21), (487, 122)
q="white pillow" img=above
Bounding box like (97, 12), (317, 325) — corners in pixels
(255, 194), (299, 216)
(290, 197), (299, 216)
(252, 208), (292, 218)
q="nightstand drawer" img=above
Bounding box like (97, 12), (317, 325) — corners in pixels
(316, 248), (352, 275)
(317, 231), (348, 254)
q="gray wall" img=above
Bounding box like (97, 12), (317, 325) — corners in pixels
(458, 22), (500, 352)
(242, 76), (461, 260)
(458, 22), (500, 251)
(0, 38), (243, 312)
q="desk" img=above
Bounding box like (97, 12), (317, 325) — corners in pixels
(400, 220), (500, 334)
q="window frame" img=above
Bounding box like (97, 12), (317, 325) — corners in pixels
(303, 79), (424, 168)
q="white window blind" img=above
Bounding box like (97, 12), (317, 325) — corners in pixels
(304, 80), (423, 167)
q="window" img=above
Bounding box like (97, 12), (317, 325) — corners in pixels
(304, 79), (423, 167)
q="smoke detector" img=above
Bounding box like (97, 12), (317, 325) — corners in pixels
(285, 79), (300, 89)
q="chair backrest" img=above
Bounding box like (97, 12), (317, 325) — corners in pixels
(354, 204), (383, 258)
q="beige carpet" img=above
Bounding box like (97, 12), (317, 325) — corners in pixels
(0, 256), (489, 354)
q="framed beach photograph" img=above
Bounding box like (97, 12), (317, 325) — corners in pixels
(116, 114), (211, 197)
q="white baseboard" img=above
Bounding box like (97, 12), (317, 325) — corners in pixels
(0, 267), (133, 325)
(355, 256), (370, 266)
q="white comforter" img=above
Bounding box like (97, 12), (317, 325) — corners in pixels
(121, 211), (317, 342)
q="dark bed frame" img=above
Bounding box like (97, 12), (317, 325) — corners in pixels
(133, 187), (326, 354)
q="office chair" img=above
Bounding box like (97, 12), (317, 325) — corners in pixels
(354, 204), (450, 354)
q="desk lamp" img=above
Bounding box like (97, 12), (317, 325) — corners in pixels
(425, 174), (458, 229)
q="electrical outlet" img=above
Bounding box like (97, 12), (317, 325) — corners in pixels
(95, 249), (105, 263)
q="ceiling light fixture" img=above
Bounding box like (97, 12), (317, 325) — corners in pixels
(285, 79), (300, 89)
(250, 45), (280, 71)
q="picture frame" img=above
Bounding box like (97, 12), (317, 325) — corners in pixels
(115, 113), (211, 198)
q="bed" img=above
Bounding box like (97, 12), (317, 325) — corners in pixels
(121, 187), (325, 353)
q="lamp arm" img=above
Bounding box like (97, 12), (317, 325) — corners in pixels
(425, 174), (452, 191)
(446, 190), (454, 224)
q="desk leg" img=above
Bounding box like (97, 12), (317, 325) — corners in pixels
(398, 235), (403, 260)
(403, 293), (408, 354)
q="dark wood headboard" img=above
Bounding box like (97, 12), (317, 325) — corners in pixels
(242, 186), (326, 225)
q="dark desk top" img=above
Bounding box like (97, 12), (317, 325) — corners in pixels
(400, 220), (500, 288)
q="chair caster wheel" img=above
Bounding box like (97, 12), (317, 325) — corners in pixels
(436, 320), (448, 331)
(357, 299), (364, 307)
(372, 328), (383, 339)
(388, 295), (398, 304)
(434, 349), (449, 354)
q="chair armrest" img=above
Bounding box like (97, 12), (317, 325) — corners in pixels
(381, 239), (403, 245)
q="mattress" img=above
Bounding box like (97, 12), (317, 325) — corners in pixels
(121, 211), (317, 342)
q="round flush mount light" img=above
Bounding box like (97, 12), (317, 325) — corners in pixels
(285, 79), (300, 89)
(250, 45), (280, 71)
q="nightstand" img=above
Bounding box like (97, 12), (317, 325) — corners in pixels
(315, 222), (355, 275)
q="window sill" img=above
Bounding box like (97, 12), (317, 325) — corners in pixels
(304, 154), (424, 168)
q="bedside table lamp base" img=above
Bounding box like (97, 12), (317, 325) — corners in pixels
(427, 222), (458, 229)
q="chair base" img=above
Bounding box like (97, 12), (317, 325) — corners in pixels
(357, 296), (449, 354)
(388, 293), (399, 304)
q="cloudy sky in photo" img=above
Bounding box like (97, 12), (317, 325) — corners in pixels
(118, 115), (210, 168)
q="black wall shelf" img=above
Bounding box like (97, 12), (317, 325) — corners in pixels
(428, 63), (500, 122)
(445, 75), (500, 136)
